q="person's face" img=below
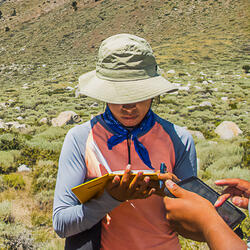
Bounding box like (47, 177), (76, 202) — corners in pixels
(107, 99), (152, 127)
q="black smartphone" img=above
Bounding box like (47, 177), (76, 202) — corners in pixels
(164, 176), (246, 229)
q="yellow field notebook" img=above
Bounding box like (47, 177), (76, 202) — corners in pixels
(72, 170), (158, 204)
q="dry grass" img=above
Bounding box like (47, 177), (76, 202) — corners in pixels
(0, 0), (249, 247)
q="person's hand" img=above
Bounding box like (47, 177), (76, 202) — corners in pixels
(164, 180), (246, 250)
(163, 179), (221, 242)
(105, 165), (156, 202)
(151, 172), (179, 196)
(214, 178), (250, 209)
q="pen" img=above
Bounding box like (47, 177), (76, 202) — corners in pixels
(159, 162), (167, 189)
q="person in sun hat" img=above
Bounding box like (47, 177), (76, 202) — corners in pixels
(53, 33), (197, 250)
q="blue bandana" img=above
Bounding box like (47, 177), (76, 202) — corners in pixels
(102, 106), (155, 170)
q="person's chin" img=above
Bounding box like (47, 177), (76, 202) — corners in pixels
(120, 116), (139, 127)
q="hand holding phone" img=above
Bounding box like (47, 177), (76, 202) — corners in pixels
(163, 179), (246, 249)
(164, 176), (246, 229)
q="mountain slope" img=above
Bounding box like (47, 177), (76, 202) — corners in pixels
(0, 0), (249, 86)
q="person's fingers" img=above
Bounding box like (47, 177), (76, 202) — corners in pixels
(215, 178), (250, 196)
(158, 173), (180, 183)
(220, 186), (245, 199)
(120, 164), (132, 188)
(165, 212), (172, 221)
(148, 187), (156, 196)
(131, 176), (152, 199)
(137, 176), (150, 192)
(165, 180), (186, 198)
(163, 196), (173, 211)
(231, 196), (249, 209)
(129, 172), (143, 191)
(112, 175), (120, 184)
(215, 178), (240, 187)
(214, 193), (231, 207)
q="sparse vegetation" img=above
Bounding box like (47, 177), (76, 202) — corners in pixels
(0, 0), (249, 248)
(2, 173), (25, 190)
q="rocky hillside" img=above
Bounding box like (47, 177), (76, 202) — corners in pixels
(0, 0), (249, 249)
(0, 0), (249, 86)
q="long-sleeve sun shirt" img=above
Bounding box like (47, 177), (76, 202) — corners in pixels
(53, 112), (197, 250)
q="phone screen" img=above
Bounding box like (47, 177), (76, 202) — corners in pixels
(175, 177), (246, 229)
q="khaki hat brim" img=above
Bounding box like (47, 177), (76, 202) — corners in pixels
(77, 70), (178, 104)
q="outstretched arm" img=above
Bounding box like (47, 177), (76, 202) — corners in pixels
(163, 180), (246, 250)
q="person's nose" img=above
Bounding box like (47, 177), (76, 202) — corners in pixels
(122, 103), (136, 110)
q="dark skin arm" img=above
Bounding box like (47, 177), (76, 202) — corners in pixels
(164, 180), (246, 250)
(163, 180), (246, 250)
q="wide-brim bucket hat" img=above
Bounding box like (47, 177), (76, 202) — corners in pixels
(77, 33), (177, 104)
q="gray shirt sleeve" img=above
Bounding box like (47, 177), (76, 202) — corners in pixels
(172, 125), (197, 180)
(52, 125), (121, 238)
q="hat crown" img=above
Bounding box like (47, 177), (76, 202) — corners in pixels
(96, 34), (158, 81)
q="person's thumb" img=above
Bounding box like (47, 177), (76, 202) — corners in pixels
(165, 180), (186, 198)
(232, 196), (249, 209)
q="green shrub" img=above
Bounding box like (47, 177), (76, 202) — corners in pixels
(26, 137), (63, 152)
(242, 65), (250, 73)
(0, 201), (14, 224)
(32, 160), (58, 194)
(0, 150), (21, 174)
(2, 173), (25, 190)
(241, 212), (250, 240)
(21, 127), (65, 155)
(31, 211), (51, 227)
(35, 190), (54, 212)
(34, 127), (66, 140)
(0, 176), (8, 192)
(240, 136), (250, 169)
(196, 140), (244, 174)
(179, 236), (209, 249)
(19, 146), (60, 167)
(38, 238), (65, 250)
(205, 166), (250, 183)
(0, 221), (35, 249)
(32, 228), (57, 244)
(0, 133), (24, 151)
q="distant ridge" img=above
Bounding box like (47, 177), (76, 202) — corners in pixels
(0, 0), (249, 85)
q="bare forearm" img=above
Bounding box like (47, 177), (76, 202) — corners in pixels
(203, 215), (246, 250)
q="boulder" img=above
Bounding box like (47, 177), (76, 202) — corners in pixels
(66, 86), (74, 91)
(188, 130), (205, 140)
(39, 117), (48, 124)
(199, 101), (212, 107)
(0, 102), (7, 109)
(75, 88), (80, 98)
(0, 119), (7, 129)
(178, 86), (190, 91)
(214, 121), (242, 140)
(18, 164), (31, 172)
(5, 121), (28, 132)
(22, 83), (29, 89)
(194, 86), (202, 90)
(202, 80), (209, 85)
(52, 111), (82, 127)
(187, 105), (197, 110)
